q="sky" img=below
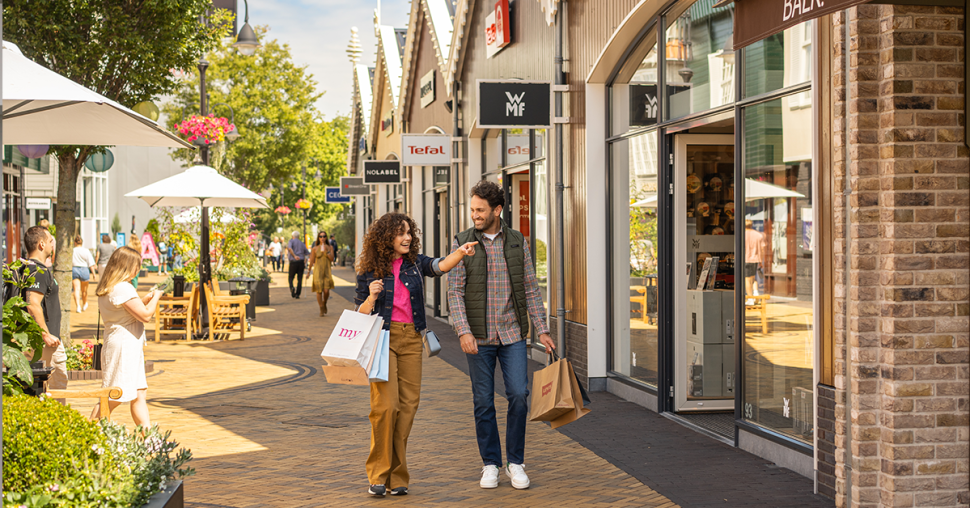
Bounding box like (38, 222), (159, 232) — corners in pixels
(246, 0), (412, 121)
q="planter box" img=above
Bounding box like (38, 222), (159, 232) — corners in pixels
(68, 361), (154, 381)
(141, 480), (183, 508)
(253, 279), (270, 306)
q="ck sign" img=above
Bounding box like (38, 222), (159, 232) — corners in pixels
(478, 80), (551, 129)
(401, 134), (451, 166)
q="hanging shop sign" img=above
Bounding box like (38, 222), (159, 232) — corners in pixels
(733, 0), (865, 49)
(485, 0), (512, 59)
(363, 160), (402, 184)
(358, 136), (368, 154)
(401, 134), (451, 166)
(325, 187), (352, 203)
(477, 80), (552, 129)
(434, 166), (450, 186)
(26, 197), (51, 210)
(339, 176), (370, 196)
(420, 70), (436, 108)
(381, 112), (394, 136)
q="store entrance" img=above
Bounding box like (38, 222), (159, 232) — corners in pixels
(672, 134), (736, 414)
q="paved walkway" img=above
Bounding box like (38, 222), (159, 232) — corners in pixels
(62, 267), (831, 507)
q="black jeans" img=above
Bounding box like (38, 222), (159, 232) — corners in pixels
(288, 260), (305, 297)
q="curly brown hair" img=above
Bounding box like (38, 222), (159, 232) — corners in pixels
(356, 213), (422, 278)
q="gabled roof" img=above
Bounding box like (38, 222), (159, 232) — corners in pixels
(376, 24), (404, 109)
(443, 0), (472, 94)
(399, 0), (455, 120)
(347, 64), (375, 173)
(355, 64), (374, 123)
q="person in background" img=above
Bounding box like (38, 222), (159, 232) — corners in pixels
(36, 219), (54, 267)
(157, 238), (168, 275)
(22, 226), (68, 398)
(744, 220), (766, 305)
(306, 232), (335, 316)
(71, 235), (97, 313)
(173, 248), (183, 270)
(273, 236), (284, 272)
(285, 231), (309, 298)
(96, 234), (116, 275)
(448, 180), (556, 491)
(355, 213), (477, 497)
(90, 246), (162, 426)
(128, 236), (142, 289)
(329, 235), (339, 267)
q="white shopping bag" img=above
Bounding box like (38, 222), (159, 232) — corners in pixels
(321, 310), (384, 368)
(368, 330), (390, 383)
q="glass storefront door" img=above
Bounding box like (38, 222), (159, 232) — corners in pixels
(673, 134), (735, 412)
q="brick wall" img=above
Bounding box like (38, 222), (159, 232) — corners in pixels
(549, 320), (589, 388)
(834, 5), (970, 507)
(818, 384), (838, 500)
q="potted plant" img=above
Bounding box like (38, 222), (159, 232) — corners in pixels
(173, 114), (234, 146)
(3, 261), (49, 396)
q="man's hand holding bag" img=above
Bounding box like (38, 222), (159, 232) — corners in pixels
(528, 350), (591, 427)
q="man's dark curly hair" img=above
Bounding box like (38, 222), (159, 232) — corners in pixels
(356, 213), (422, 278)
(470, 180), (505, 210)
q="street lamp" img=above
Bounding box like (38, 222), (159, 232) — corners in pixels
(212, 102), (241, 141)
(232, 0), (261, 56)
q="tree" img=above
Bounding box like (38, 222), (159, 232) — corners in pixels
(4, 0), (231, 341)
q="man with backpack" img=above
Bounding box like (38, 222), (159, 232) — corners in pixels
(22, 225), (68, 394)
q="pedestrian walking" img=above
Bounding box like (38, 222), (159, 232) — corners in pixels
(286, 231), (309, 298)
(96, 234), (116, 274)
(354, 212), (477, 497)
(306, 232), (335, 316)
(157, 239), (168, 274)
(90, 246), (162, 426)
(329, 236), (339, 267)
(269, 237), (283, 272)
(447, 180), (556, 491)
(71, 234), (97, 313)
(22, 226), (68, 398)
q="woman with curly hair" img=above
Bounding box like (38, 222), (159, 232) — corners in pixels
(355, 212), (477, 497)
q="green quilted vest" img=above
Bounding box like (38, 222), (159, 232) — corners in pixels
(455, 221), (529, 339)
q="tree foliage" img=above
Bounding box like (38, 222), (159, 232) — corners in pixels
(3, 0), (231, 340)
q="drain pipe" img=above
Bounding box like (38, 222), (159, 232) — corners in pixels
(842, 8), (854, 506)
(554, 1), (567, 354)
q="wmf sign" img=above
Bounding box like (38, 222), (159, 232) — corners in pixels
(477, 80), (551, 129)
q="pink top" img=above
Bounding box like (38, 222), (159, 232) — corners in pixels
(391, 258), (414, 323)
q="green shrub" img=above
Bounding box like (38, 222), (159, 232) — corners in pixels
(2, 394), (117, 493)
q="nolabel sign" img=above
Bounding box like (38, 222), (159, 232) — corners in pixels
(363, 160), (402, 184)
(477, 80), (552, 129)
(401, 134), (451, 166)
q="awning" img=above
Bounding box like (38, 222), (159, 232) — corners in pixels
(722, 0), (871, 49)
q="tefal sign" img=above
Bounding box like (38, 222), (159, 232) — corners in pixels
(401, 134), (451, 166)
(485, 0), (511, 59)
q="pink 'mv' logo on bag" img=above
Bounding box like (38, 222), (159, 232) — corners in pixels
(337, 328), (362, 339)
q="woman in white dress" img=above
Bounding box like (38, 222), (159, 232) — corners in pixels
(89, 246), (162, 426)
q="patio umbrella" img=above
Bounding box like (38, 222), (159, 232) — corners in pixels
(173, 207), (239, 225)
(2, 41), (191, 148)
(745, 179), (804, 201)
(125, 165), (267, 285)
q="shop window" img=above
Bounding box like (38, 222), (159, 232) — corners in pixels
(610, 130), (660, 386)
(741, 97), (814, 444)
(610, 31), (658, 137)
(664, 1), (735, 121)
(743, 21), (813, 98)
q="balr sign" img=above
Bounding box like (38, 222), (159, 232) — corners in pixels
(733, 0), (866, 49)
(401, 134), (451, 166)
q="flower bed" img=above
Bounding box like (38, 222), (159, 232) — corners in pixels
(68, 361), (155, 381)
(2, 394), (193, 507)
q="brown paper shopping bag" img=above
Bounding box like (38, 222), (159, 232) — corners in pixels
(550, 360), (592, 429)
(528, 356), (576, 422)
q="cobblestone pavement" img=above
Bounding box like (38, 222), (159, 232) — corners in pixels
(65, 271), (672, 507)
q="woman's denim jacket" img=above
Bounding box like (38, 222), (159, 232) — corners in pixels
(354, 255), (443, 332)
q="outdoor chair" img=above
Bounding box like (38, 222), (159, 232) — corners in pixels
(745, 294), (770, 334)
(203, 282), (249, 341)
(154, 285), (199, 341)
(47, 387), (123, 421)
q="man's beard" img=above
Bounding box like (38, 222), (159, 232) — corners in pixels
(475, 212), (498, 231)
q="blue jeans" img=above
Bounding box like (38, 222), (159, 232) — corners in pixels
(466, 340), (529, 467)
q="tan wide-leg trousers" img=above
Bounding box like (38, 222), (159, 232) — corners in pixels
(366, 322), (423, 488)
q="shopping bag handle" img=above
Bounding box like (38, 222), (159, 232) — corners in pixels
(548, 348), (560, 363)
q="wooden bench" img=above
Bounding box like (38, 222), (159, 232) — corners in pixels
(154, 285), (199, 341)
(745, 294), (770, 334)
(203, 282), (249, 341)
(47, 387), (124, 421)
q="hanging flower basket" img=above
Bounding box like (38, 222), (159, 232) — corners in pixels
(173, 115), (234, 145)
(294, 199), (312, 210)
(275, 205), (291, 215)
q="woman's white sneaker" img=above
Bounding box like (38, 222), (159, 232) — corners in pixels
(480, 465), (500, 488)
(505, 463), (530, 489)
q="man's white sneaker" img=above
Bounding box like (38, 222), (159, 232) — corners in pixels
(505, 463), (530, 489)
(480, 465), (500, 489)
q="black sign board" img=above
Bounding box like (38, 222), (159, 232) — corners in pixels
(629, 84), (693, 127)
(363, 160), (402, 184)
(434, 166), (450, 186)
(477, 80), (551, 129)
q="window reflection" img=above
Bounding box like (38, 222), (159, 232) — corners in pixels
(742, 97), (814, 443)
(665, 1), (735, 121)
(744, 21), (813, 98)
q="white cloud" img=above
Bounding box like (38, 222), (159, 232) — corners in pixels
(248, 0), (411, 120)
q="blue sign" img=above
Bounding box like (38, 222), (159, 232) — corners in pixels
(325, 187), (351, 204)
(115, 232), (126, 247)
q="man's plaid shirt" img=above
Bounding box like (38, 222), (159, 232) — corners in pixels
(447, 230), (550, 346)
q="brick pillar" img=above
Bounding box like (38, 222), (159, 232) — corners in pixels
(834, 5), (970, 507)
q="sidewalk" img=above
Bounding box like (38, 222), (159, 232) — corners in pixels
(60, 267), (831, 507)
